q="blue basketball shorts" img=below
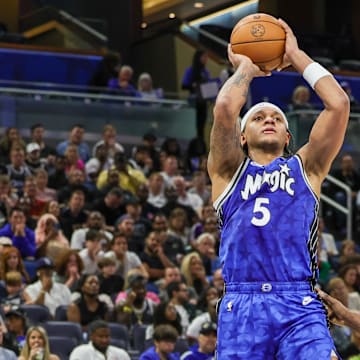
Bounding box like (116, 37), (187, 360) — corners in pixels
(216, 282), (339, 360)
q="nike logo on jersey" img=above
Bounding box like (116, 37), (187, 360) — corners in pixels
(302, 296), (314, 306)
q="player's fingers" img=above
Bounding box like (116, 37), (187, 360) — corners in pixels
(277, 18), (292, 34)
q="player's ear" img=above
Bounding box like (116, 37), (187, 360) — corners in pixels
(240, 133), (246, 147)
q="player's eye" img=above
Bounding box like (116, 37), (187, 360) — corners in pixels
(254, 116), (263, 121)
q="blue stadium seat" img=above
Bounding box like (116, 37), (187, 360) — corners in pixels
(132, 324), (147, 353)
(49, 336), (77, 360)
(20, 304), (51, 325)
(43, 321), (83, 345)
(54, 305), (68, 321)
(107, 322), (129, 349)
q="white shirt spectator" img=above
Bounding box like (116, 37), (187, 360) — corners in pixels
(71, 228), (113, 250)
(70, 341), (130, 360)
(319, 232), (339, 262)
(79, 248), (105, 274)
(104, 250), (142, 279)
(24, 280), (72, 316)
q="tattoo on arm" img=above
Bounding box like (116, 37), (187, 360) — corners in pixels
(222, 71), (251, 98)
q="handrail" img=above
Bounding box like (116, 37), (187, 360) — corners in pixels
(181, 22), (228, 48)
(321, 174), (353, 240)
(0, 86), (188, 107)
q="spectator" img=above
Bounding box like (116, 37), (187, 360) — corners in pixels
(140, 324), (179, 360)
(0, 271), (25, 306)
(92, 187), (125, 231)
(71, 211), (112, 251)
(92, 124), (125, 160)
(69, 320), (131, 359)
(97, 152), (147, 195)
(23, 257), (72, 317)
(107, 65), (139, 97)
(29, 123), (55, 160)
(63, 144), (85, 176)
(54, 249), (84, 292)
(45, 200), (61, 221)
(140, 231), (175, 284)
(156, 267), (183, 302)
(67, 274), (111, 329)
(287, 85), (314, 111)
(59, 189), (88, 240)
(0, 127), (26, 163)
(145, 300), (183, 349)
(47, 154), (68, 190)
(22, 175), (47, 220)
(180, 252), (209, 299)
(0, 246), (30, 283)
(182, 49), (212, 141)
(181, 321), (217, 360)
(161, 139), (183, 167)
(0, 174), (17, 228)
(185, 138), (208, 174)
(56, 124), (90, 162)
(187, 171), (211, 206)
(137, 72), (163, 100)
(6, 146), (32, 196)
(115, 272), (157, 328)
(25, 142), (47, 175)
(129, 145), (154, 177)
(97, 257), (124, 297)
(34, 168), (57, 203)
(193, 233), (220, 276)
(104, 231), (148, 280)
(0, 325), (17, 359)
(34, 213), (69, 252)
(86, 143), (113, 183)
(0, 207), (35, 259)
(339, 263), (360, 295)
(3, 305), (27, 353)
(132, 132), (161, 172)
(79, 229), (105, 275)
(159, 156), (179, 190)
(18, 326), (59, 360)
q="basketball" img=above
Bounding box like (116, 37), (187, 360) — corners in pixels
(230, 13), (286, 71)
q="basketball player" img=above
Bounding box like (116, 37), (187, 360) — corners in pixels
(317, 288), (360, 331)
(208, 18), (350, 360)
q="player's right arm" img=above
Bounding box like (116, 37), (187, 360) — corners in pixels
(208, 45), (267, 201)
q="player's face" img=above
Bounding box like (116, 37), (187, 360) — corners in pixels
(241, 108), (290, 153)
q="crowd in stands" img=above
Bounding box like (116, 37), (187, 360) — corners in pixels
(0, 116), (358, 359)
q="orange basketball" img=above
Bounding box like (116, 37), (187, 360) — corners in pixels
(230, 13), (285, 71)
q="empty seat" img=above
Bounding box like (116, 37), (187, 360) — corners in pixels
(49, 336), (77, 360)
(20, 304), (51, 325)
(54, 305), (68, 321)
(43, 321), (83, 345)
(132, 324), (147, 353)
(108, 322), (129, 349)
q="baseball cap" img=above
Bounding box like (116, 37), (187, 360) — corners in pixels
(199, 321), (217, 335)
(5, 306), (26, 319)
(36, 257), (54, 270)
(0, 236), (12, 246)
(127, 273), (146, 287)
(26, 142), (41, 153)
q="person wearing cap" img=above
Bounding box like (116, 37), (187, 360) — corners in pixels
(23, 257), (72, 317)
(25, 142), (46, 175)
(208, 18), (349, 360)
(4, 305), (28, 353)
(181, 321), (217, 360)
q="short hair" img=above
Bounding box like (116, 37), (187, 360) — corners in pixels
(166, 280), (181, 299)
(85, 229), (100, 242)
(97, 256), (116, 269)
(153, 324), (178, 342)
(88, 320), (108, 335)
(5, 271), (22, 286)
(30, 123), (44, 133)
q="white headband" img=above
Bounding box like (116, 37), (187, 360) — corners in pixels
(240, 102), (288, 132)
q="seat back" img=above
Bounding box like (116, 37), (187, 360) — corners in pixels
(54, 305), (68, 321)
(132, 324), (147, 353)
(43, 321), (83, 345)
(20, 304), (51, 325)
(107, 322), (129, 349)
(49, 336), (77, 360)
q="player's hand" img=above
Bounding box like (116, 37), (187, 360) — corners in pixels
(277, 18), (299, 71)
(227, 44), (270, 77)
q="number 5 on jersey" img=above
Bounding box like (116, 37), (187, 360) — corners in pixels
(251, 197), (270, 226)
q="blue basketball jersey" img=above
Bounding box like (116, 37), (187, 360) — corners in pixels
(213, 155), (319, 285)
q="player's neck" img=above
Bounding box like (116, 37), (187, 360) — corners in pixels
(248, 148), (283, 165)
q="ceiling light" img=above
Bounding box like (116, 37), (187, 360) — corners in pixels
(140, 22), (148, 29)
(168, 12), (176, 19)
(194, 2), (204, 8)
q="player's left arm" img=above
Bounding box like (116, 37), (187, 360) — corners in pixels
(278, 19), (350, 193)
